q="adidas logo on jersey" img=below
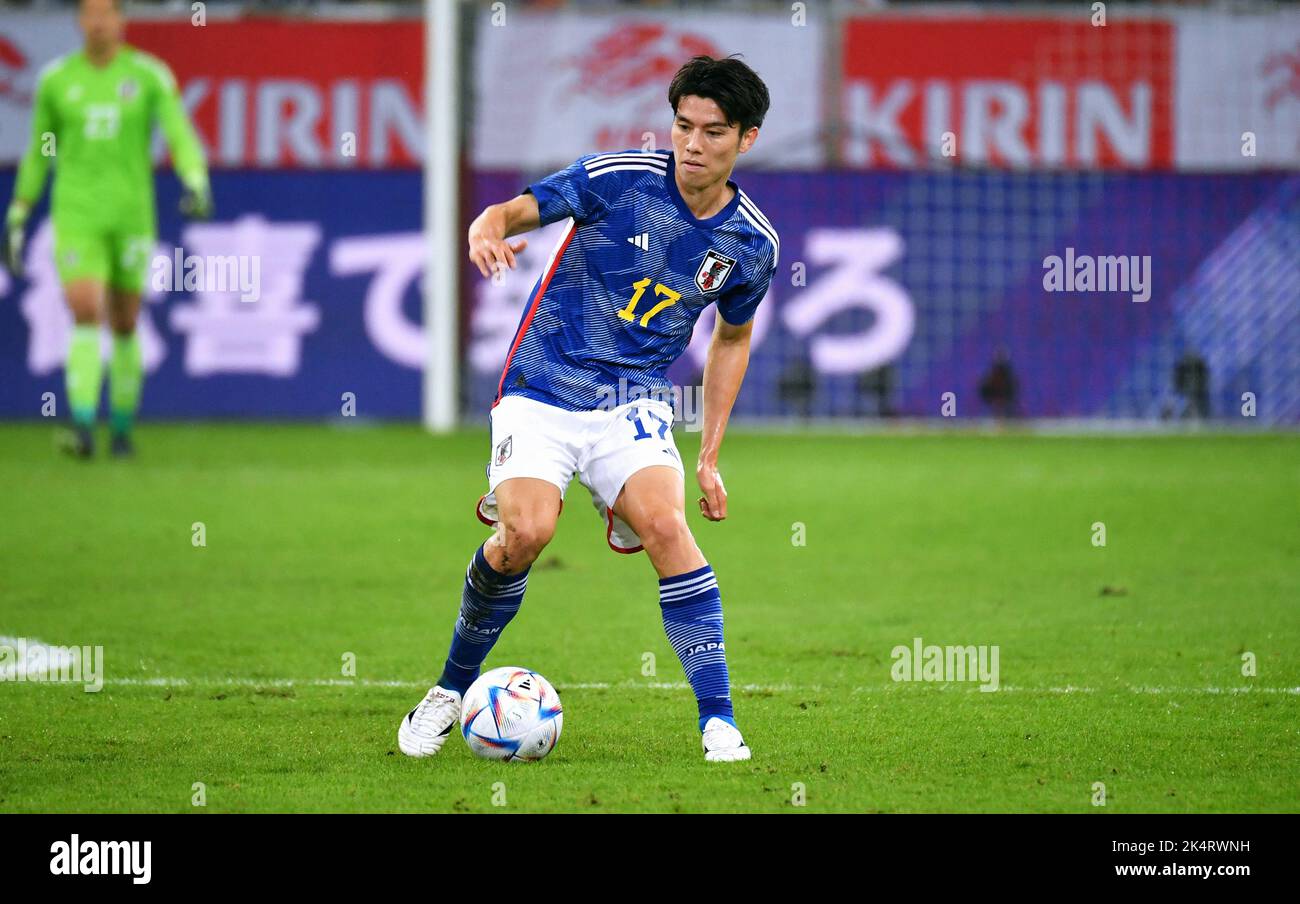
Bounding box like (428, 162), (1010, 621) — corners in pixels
(627, 233), (650, 251)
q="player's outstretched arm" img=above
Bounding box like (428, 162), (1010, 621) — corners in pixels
(151, 56), (212, 219)
(4, 68), (56, 276)
(467, 193), (540, 279)
(696, 317), (755, 522)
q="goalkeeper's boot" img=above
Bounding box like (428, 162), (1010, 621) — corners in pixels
(59, 425), (95, 460)
(398, 685), (462, 757)
(110, 431), (135, 458)
(702, 716), (752, 762)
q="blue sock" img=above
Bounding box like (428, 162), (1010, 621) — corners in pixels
(658, 564), (735, 732)
(437, 543), (529, 695)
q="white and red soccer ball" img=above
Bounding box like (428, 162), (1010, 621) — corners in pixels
(460, 667), (563, 762)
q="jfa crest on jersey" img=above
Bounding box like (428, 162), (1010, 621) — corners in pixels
(492, 149), (779, 413)
(695, 250), (738, 294)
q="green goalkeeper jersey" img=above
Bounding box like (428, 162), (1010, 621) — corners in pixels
(13, 45), (208, 232)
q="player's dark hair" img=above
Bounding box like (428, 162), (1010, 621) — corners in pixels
(668, 55), (770, 137)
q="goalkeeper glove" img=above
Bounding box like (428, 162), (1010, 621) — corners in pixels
(179, 185), (213, 221)
(3, 202), (28, 279)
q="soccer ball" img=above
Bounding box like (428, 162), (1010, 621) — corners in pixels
(460, 666), (563, 762)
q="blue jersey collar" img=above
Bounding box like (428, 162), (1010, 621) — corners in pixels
(664, 152), (741, 229)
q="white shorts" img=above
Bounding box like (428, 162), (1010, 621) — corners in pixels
(475, 394), (685, 554)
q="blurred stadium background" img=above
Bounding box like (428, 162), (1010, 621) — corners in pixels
(0, 0), (1296, 428)
(1, 0), (1297, 817)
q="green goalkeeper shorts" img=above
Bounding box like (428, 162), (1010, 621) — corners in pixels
(53, 220), (154, 293)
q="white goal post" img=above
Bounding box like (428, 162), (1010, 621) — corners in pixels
(424, 0), (461, 433)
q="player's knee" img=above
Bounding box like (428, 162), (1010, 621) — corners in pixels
(108, 312), (136, 335)
(68, 297), (99, 325)
(637, 509), (691, 554)
(500, 517), (555, 561)
(107, 295), (140, 335)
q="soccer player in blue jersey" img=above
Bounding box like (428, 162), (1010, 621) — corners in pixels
(399, 55), (778, 763)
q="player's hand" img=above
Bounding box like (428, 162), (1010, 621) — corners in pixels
(468, 232), (527, 280)
(696, 459), (727, 521)
(3, 202), (27, 279)
(179, 186), (214, 221)
(3, 223), (24, 279)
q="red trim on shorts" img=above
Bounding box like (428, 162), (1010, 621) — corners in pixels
(492, 223), (576, 410)
(606, 508), (643, 555)
(475, 494), (496, 527)
(475, 493), (564, 527)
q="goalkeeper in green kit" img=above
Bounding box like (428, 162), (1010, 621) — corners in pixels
(3, 0), (211, 457)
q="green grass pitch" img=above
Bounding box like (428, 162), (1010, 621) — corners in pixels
(1, 423), (1296, 813)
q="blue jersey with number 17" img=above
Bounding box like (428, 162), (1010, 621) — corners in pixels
(492, 148), (779, 413)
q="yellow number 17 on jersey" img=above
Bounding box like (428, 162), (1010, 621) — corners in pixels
(617, 278), (681, 327)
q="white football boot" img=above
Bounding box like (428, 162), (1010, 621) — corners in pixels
(398, 686), (462, 757)
(702, 717), (752, 762)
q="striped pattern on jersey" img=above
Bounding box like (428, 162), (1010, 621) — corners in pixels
(493, 148), (779, 413)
